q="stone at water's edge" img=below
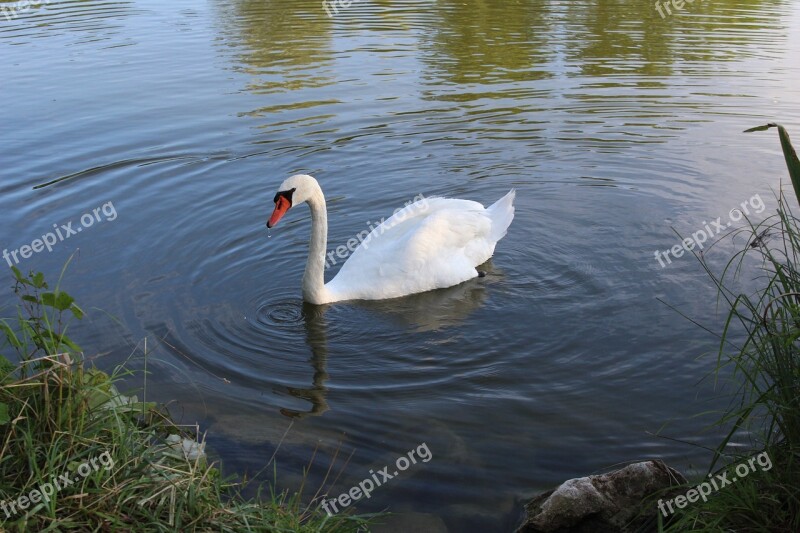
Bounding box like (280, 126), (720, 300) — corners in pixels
(516, 460), (687, 533)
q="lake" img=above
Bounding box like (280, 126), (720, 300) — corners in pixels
(2, 0), (799, 530)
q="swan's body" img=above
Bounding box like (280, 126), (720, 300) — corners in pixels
(267, 175), (515, 305)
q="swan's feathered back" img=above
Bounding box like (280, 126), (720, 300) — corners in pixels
(324, 191), (515, 302)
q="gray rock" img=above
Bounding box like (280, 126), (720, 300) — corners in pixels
(517, 460), (686, 533)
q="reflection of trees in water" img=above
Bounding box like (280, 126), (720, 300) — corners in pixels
(562, 1), (675, 79)
(562, 0), (783, 78)
(422, 0), (553, 85)
(212, 0), (790, 102)
(421, 0), (788, 83)
(213, 0), (335, 94)
(213, 0), (789, 87)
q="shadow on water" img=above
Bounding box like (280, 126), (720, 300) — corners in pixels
(346, 266), (493, 333)
(280, 302), (331, 419)
(281, 271), (495, 418)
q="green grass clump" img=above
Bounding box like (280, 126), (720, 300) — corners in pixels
(0, 267), (367, 532)
(660, 127), (800, 531)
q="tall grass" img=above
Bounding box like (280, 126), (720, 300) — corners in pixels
(0, 267), (368, 532)
(660, 126), (800, 531)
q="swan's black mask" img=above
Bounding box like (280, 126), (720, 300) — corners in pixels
(267, 188), (296, 228)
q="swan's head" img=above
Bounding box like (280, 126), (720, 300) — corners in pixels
(267, 174), (319, 228)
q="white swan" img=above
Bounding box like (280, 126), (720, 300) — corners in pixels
(267, 174), (515, 305)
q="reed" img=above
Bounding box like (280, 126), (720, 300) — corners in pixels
(660, 126), (800, 531)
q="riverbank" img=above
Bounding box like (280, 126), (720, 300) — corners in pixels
(518, 125), (800, 532)
(0, 268), (368, 532)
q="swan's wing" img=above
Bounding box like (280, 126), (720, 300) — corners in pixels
(327, 197), (496, 300)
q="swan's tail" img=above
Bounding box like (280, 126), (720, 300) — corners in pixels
(487, 189), (516, 243)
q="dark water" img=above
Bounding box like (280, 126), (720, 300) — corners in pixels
(2, 0), (800, 530)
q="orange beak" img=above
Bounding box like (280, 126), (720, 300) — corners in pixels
(267, 195), (292, 228)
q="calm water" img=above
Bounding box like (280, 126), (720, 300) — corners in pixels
(2, 0), (800, 530)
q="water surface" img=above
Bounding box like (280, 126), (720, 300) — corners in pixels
(2, 0), (800, 530)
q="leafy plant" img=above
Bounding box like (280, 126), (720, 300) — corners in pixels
(1, 265), (84, 366)
(0, 269), (369, 532)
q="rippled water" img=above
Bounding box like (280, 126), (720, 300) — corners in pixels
(2, 0), (800, 530)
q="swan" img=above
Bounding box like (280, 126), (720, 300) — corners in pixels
(267, 174), (515, 305)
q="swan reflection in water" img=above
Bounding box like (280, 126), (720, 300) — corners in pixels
(278, 271), (495, 418)
(279, 302), (330, 419)
(350, 270), (493, 333)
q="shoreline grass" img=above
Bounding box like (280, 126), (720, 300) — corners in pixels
(658, 125), (800, 531)
(0, 268), (368, 532)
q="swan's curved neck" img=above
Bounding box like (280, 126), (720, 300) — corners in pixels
(302, 187), (329, 304)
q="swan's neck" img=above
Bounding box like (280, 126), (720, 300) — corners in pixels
(302, 188), (330, 304)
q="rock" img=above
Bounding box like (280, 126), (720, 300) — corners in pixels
(517, 460), (686, 533)
(165, 433), (206, 462)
